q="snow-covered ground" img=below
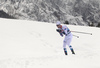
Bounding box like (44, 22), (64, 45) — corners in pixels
(0, 18), (100, 68)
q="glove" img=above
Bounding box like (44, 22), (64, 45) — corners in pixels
(56, 29), (63, 37)
(60, 33), (63, 37)
(56, 29), (62, 33)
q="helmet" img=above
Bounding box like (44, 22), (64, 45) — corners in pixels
(56, 21), (61, 26)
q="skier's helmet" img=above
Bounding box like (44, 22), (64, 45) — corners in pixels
(56, 21), (61, 26)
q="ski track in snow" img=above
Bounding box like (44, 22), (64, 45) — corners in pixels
(0, 18), (100, 68)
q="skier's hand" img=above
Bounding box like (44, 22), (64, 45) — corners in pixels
(60, 33), (63, 37)
(56, 29), (63, 37)
(56, 29), (62, 33)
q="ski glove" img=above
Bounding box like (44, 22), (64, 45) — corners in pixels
(56, 29), (63, 37)
(56, 29), (62, 33)
(59, 33), (63, 37)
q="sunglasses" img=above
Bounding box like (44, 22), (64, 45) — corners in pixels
(56, 25), (60, 26)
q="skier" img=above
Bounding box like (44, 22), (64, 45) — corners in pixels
(56, 21), (75, 55)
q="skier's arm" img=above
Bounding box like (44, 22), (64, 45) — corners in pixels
(56, 29), (62, 33)
(56, 29), (63, 37)
(63, 26), (68, 35)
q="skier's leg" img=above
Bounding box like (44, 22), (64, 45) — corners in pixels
(64, 48), (67, 55)
(67, 36), (75, 54)
(69, 45), (75, 54)
(63, 40), (67, 55)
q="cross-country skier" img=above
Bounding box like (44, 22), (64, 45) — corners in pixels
(56, 21), (75, 55)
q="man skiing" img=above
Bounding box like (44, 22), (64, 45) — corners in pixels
(56, 21), (75, 55)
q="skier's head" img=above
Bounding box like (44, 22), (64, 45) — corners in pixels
(56, 21), (62, 28)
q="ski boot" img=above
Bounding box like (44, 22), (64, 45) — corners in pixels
(64, 48), (67, 55)
(71, 49), (75, 54)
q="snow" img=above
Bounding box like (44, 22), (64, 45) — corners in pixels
(0, 18), (100, 68)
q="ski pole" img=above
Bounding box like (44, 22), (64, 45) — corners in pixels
(71, 31), (92, 35)
(73, 34), (79, 38)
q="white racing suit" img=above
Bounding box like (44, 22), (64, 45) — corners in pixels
(57, 25), (75, 55)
